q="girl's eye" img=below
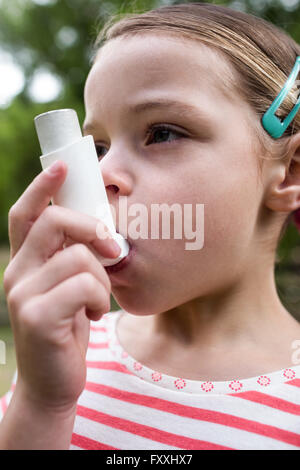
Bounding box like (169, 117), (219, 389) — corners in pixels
(95, 144), (108, 159)
(94, 124), (185, 160)
(145, 124), (185, 146)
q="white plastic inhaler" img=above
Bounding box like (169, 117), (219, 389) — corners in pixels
(34, 108), (129, 267)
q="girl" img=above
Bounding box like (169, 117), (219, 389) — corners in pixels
(0, 2), (300, 450)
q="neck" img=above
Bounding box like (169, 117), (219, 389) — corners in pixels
(117, 259), (300, 380)
(146, 262), (296, 352)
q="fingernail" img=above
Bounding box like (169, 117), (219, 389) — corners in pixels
(109, 239), (121, 257)
(45, 160), (62, 176)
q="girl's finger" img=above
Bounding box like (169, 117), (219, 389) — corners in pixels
(8, 160), (67, 259)
(9, 204), (120, 282)
(10, 243), (111, 303)
(28, 272), (111, 323)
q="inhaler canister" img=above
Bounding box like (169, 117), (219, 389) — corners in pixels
(34, 109), (129, 267)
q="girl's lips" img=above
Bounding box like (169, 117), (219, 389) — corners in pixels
(104, 241), (135, 274)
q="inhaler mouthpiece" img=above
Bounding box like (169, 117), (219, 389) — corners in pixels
(34, 109), (129, 267)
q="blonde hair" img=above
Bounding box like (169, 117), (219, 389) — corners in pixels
(93, 2), (300, 239)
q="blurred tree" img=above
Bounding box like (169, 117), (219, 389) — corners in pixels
(0, 0), (158, 241)
(1, 0), (300, 245)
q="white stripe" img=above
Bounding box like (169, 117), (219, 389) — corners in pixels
(85, 367), (300, 431)
(262, 383), (300, 405)
(77, 388), (298, 450)
(86, 348), (114, 362)
(89, 330), (107, 340)
(72, 414), (181, 450)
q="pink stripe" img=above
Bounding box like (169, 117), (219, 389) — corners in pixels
(286, 378), (300, 388)
(76, 404), (232, 450)
(90, 326), (107, 332)
(1, 396), (7, 415)
(85, 382), (300, 447)
(229, 391), (300, 415)
(86, 361), (133, 375)
(71, 432), (118, 450)
(88, 342), (109, 349)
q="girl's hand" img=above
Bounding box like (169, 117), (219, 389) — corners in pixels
(3, 160), (120, 412)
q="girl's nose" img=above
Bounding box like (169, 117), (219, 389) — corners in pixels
(106, 184), (119, 194)
(99, 146), (133, 197)
(101, 164), (133, 197)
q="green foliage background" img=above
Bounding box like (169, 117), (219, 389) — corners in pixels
(0, 0), (300, 320)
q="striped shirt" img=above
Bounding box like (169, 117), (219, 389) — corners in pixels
(1, 309), (300, 450)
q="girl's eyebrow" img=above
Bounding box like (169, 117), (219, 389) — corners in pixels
(129, 99), (211, 120)
(82, 99), (212, 134)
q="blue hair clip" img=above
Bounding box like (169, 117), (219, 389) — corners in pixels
(262, 56), (300, 139)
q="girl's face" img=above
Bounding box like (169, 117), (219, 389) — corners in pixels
(83, 34), (265, 316)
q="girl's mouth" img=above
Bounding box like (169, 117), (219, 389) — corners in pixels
(104, 240), (135, 275)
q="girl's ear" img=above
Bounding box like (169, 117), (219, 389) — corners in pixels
(265, 132), (300, 213)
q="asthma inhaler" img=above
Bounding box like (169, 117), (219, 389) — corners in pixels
(34, 108), (129, 267)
